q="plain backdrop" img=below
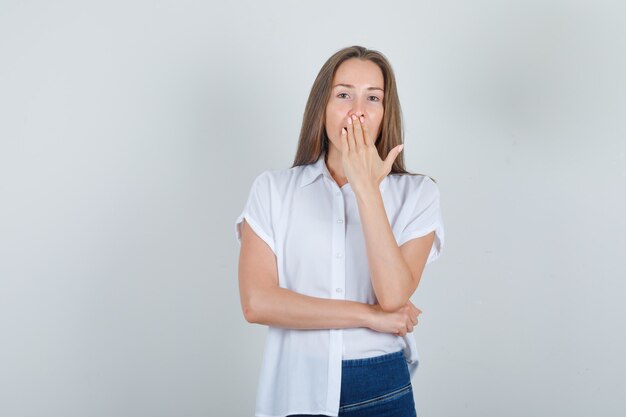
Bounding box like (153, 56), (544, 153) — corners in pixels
(1, 1), (625, 416)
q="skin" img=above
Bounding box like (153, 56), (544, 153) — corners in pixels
(238, 58), (434, 336)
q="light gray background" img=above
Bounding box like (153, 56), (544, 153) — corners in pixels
(1, 1), (625, 416)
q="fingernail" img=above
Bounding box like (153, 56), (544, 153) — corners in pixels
(360, 116), (365, 123)
(347, 117), (352, 125)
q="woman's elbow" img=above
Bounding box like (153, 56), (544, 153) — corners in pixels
(242, 304), (257, 323)
(242, 293), (267, 324)
(241, 284), (276, 324)
(379, 296), (407, 313)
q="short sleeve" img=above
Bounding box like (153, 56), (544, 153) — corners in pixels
(234, 171), (276, 254)
(397, 176), (445, 265)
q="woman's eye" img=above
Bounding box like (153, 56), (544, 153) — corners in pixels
(337, 93), (381, 102)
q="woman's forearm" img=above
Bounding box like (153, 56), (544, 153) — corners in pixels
(355, 187), (415, 312)
(246, 286), (373, 330)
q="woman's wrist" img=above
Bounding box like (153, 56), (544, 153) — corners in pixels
(357, 302), (377, 329)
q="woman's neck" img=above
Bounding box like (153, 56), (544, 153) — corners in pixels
(325, 148), (348, 187)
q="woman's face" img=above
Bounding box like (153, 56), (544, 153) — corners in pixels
(325, 58), (385, 152)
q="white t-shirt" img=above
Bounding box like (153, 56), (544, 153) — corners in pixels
(235, 152), (445, 417)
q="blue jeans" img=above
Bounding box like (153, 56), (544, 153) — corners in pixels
(288, 349), (417, 416)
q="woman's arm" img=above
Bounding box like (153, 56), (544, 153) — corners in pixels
(340, 116), (426, 313)
(355, 187), (437, 313)
(246, 285), (373, 330)
(238, 219), (373, 329)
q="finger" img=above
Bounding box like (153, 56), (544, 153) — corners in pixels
(359, 115), (372, 146)
(408, 301), (420, 315)
(352, 114), (363, 151)
(341, 127), (349, 154)
(384, 144), (404, 172)
(346, 116), (356, 152)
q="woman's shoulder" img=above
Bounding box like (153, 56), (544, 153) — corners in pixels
(386, 173), (441, 214)
(250, 164), (309, 192)
(387, 172), (438, 193)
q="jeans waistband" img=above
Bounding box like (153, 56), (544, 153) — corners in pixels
(341, 349), (405, 367)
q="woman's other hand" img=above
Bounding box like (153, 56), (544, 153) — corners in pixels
(367, 300), (422, 336)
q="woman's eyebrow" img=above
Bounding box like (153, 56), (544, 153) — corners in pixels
(333, 83), (384, 92)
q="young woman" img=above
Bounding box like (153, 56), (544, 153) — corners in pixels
(235, 45), (445, 417)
